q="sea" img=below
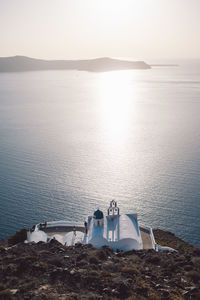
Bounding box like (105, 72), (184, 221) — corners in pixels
(0, 60), (200, 248)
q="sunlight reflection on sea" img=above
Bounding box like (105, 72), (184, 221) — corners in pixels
(0, 63), (200, 247)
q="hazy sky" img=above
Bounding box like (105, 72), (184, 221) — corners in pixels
(0, 0), (200, 60)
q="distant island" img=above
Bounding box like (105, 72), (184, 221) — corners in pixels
(0, 56), (151, 72)
(151, 64), (179, 67)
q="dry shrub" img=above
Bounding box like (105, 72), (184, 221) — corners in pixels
(121, 266), (139, 275)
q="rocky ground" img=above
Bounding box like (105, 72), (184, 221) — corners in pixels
(0, 229), (200, 300)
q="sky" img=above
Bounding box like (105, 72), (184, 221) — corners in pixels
(0, 0), (200, 60)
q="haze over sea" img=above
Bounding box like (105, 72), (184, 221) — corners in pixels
(0, 61), (200, 248)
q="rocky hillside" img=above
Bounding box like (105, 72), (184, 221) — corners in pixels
(0, 229), (199, 299)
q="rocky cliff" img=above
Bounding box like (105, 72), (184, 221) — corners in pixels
(0, 229), (199, 299)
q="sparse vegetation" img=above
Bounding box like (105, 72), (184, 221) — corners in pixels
(0, 230), (199, 299)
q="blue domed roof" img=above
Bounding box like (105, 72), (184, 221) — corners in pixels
(93, 209), (104, 219)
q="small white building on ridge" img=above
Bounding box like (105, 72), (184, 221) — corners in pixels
(28, 200), (181, 252)
(27, 200), (144, 251)
(87, 200), (143, 251)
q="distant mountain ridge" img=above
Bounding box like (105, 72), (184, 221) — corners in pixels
(0, 56), (151, 72)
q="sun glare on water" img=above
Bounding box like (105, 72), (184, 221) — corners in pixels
(98, 71), (139, 148)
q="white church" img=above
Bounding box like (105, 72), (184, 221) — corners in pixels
(27, 200), (175, 252)
(86, 200), (143, 251)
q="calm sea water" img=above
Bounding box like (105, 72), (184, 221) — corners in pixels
(0, 61), (200, 247)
